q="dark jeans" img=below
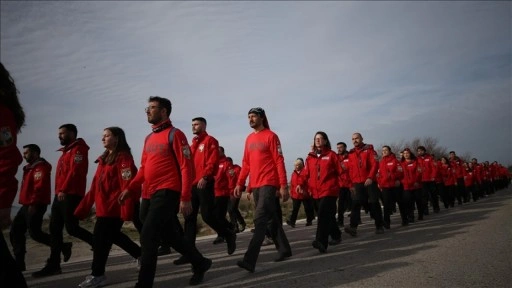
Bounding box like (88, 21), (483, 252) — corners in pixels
(138, 189), (206, 288)
(337, 187), (351, 225)
(289, 198), (314, 224)
(133, 200), (143, 234)
(92, 217), (141, 276)
(214, 196), (232, 235)
(316, 196), (340, 248)
(349, 182), (383, 228)
(10, 204), (51, 262)
(228, 197), (246, 230)
(0, 232), (27, 288)
(403, 189), (423, 220)
(49, 194), (94, 265)
(243, 186), (291, 267)
(380, 187), (399, 225)
(422, 181), (439, 213)
(184, 183), (232, 245)
(456, 178), (466, 204)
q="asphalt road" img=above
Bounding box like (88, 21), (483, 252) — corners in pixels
(25, 188), (512, 288)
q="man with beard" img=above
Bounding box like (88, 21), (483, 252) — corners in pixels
(118, 96), (211, 287)
(33, 124), (91, 277)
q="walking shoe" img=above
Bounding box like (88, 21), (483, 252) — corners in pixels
(157, 245), (171, 256)
(226, 232), (237, 255)
(305, 221), (313, 226)
(286, 220), (295, 228)
(383, 221), (391, 229)
(262, 236), (274, 246)
(135, 257), (141, 271)
(237, 260), (255, 273)
(401, 220), (409, 226)
(418, 215), (424, 221)
(274, 251), (292, 262)
(32, 261), (62, 278)
(312, 240), (326, 253)
(62, 242), (72, 262)
(239, 224), (246, 233)
(344, 226), (357, 237)
(328, 238), (341, 246)
(78, 275), (107, 288)
(375, 227), (385, 234)
(173, 255), (190, 265)
(212, 236), (225, 245)
(189, 258), (212, 286)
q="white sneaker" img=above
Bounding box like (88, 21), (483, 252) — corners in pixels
(136, 257), (141, 271)
(78, 275), (107, 288)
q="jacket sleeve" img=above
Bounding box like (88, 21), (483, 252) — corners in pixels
(269, 133), (288, 187)
(127, 145), (147, 193)
(118, 154), (138, 220)
(173, 130), (194, 202)
(368, 146), (379, 180)
(60, 145), (88, 194)
(31, 164), (51, 205)
(203, 137), (220, 179)
(237, 138), (250, 187)
(74, 166), (99, 220)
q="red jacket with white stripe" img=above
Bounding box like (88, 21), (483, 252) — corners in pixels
(377, 154), (402, 188)
(346, 144), (379, 184)
(55, 138), (89, 196)
(303, 147), (342, 199)
(401, 159), (422, 191)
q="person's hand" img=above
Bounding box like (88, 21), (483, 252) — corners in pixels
(180, 201), (192, 217)
(234, 185), (242, 198)
(58, 192), (66, 201)
(0, 208), (12, 230)
(280, 186), (290, 202)
(118, 189), (130, 205)
(364, 178), (373, 187)
(197, 177), (207, 189)
(296, 185), (303, 194)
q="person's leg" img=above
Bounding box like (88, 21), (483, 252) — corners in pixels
(183, 186), (200, 244)
(63, 194), (94, 246)
(303, 198), (315, 224)
(288, 199), (300, 226)
(9, 206), (28, 270)
(368, 183), (384, 229)
(0, 232), (27, 288)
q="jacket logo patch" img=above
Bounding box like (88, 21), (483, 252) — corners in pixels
(74, 152), (83, 163)
(182, 146), (191, 159)
(228, 169), (234, 176)
(322, 156), (330, 160)
(199, 144), (205, 152)
(34, 171), (42, 180)
(121, 168), (132, 180)
(0, 126), (14, 147)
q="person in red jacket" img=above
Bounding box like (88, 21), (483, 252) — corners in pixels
(439, 157), (457, 208)
(470, 158), (483, 200)
(401, 148), (424, 223)
(449, 151), (466, 204)
(298, 132), (342, 253)
(234, 107), (292, 272)
(0, 62), (27, 288)
(286, 157), (314, 228)
(118, 96), (211, 287)
(336, 142), (351, 227)
(227, 157), (246, 233)
(174, 117), (236, 265)
(74, 127), (141, 288)
(417, 146), (439, 214)
(463, 162), (476, 203)
(9, 144), (55, 271)
(33, 123), (91, 278)
(211, 146), (236, 245)
(344, 132), (385, 236)
(377, 145), (403, 229)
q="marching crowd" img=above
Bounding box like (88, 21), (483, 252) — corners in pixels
(1, 62), (511, 288)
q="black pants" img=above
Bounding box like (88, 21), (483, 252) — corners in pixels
(289, 198), (314, 225)
(184, 183), (232, 245)
(133, 200), (143, 234)
(243, 186), (291, 267)
(456, 178), (466, 204)
(349, 182), (383, 228)
(228, 197), (246, 230)
(1, 231), (27, 288)
(402, 189), (423, 220)
(380, 187), (399, 225)
(138, 189), (206, 287)
(214, 196), (232, 234)
(337, 187), (351, 225)
(315, 196), (340, 249)
(49, 194), (94, 265)
(10, 204), (51, 263)
(92, 217), (141, 276)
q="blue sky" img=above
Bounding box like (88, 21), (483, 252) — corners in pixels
(1, 1), (510, 209)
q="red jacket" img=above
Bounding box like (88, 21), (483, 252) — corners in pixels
(464, 169), (475, 187)
(377, 154), (402, 188)
(417, 153), (437, 182)
(19, 158), (52, 205)
(55, 138), (89, 196)
(191, 131), (219, 184)
(75, 152), (138, 221)
(346, 143), (379, 184)
(472, 164), (483, 184)
(228, 164), (242, 194)
(290, 168), (309, 200)
(450, 158), (465, 179)
(0, 105), (23, 209)
(303, 148), (342, 199)
(401, 159), (422, 191)
(337, 153), (351, 188)
(128, 119), (194, 201)
(440, 163), (457, 186)
(214, 155), (231, 197)
(237, 128), (287, 189)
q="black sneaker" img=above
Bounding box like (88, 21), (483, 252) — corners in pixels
(212, 236), (225, 245)
(383, 222), (391, 229)
(226, 232), (236, 255)
(274, 251), (292, 262)
(305, 221), (313, 226)
(375, 227), (385, 234)
(62, 242), (72, 262)
(312, 240), (326, 253)
(237, 260), (255, 273)
(32, 261), (62, 278)
(328, 238), (341, 246)
(189, 258), (212, 286)
(286, 220), (295, 228)
(173, 256), (190, 265)
(344, 226), (357, 237)
(239, 224), (246, 233)
(157, 246), (171, 256)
